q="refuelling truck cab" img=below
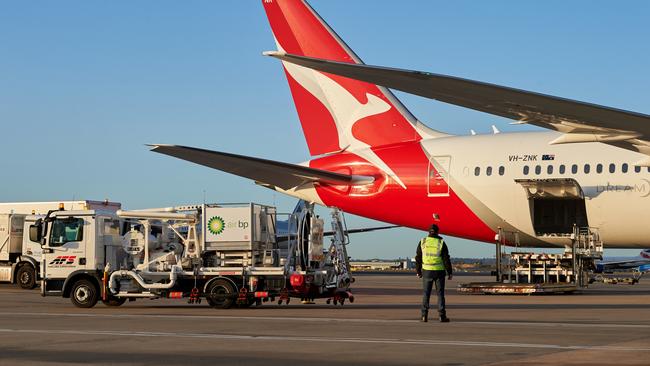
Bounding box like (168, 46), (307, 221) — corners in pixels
(31, 209), (123, 307)
(1, 201), (119, 289)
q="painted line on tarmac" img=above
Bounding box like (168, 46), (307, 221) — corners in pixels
(0, 328), (647, 351)
(0, 311), (648, 329)
(462, 320), (650, 329)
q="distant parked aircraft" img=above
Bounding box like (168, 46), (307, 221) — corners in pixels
(596, 249), (650, 273)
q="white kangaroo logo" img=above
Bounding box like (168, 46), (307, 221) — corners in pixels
(283, 61), (407, 188)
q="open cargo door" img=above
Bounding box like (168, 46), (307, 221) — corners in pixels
(515, 179), (588, 236)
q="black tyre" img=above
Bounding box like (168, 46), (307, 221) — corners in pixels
(70, 279), (99, 308)
(236, 298), (256, 308)
(102, 297), (127, 307)
(206, 279), (236, 309)
(17, 265), (37, 290)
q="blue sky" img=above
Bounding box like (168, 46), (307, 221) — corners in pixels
(1, 1), (648, 258)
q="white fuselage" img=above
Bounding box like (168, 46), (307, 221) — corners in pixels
(423, 131), (650, 248)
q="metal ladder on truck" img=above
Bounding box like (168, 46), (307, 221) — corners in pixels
(327, 207), (352, 291)
(281, 201), (354, 304)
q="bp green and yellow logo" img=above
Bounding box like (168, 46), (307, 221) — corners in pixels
(207, 216), (225, 235)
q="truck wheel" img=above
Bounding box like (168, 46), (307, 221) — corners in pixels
(102, 297), (127, 307)
(237, 298), (255, 308)
(70, 279), (99, 308)
(206, 279), (236, 309)
(17, 265), (37, 290)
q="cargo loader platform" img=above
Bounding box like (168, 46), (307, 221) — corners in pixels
(457, 227), (602, 295)
(457, 281), (577, 295)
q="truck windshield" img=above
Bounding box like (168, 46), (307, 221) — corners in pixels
(49, 218), (84, 246)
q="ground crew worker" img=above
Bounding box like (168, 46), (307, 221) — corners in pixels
(416, 224), (452, 323)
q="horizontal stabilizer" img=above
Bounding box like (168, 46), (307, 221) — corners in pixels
(265, 52), (650, 134)
(149, 144), (373, 190)
(267, 52), (650, 160)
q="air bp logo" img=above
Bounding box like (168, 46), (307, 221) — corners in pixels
(207, 216), (225, 235)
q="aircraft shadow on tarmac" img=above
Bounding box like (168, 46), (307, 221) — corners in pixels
(354, 287), (421, 296)
(449, 303), (650, 310)
(139, 302), (649, 311)
(353, 286), (649, 297)
(1, 348), (362, 366)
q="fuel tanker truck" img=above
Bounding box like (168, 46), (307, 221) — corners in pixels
(31, 201), (354, 308)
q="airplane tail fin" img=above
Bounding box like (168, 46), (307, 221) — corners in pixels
(262, 0), (443, 156)
(642, 249), (650, 259)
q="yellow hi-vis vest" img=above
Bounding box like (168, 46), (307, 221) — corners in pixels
(421, 237), (445, 271)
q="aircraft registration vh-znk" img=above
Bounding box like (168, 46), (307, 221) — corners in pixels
(151, 0), (650, 249)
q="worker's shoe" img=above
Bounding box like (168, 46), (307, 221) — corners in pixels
(439, 315), (450, 323)
(420, 313), (428, 322)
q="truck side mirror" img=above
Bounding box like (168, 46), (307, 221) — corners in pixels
(29, 224), (42, 243)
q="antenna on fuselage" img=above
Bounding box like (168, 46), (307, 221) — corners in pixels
(491, 125), (501, 134)
(470, 129), (477, 135)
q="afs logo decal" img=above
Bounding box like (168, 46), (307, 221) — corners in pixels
(207, 216), (225, 235)
(49, 256), (76, 266)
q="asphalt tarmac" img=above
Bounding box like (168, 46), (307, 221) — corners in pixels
(0, 274), (649, 366)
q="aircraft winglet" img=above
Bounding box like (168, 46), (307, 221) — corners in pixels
(262, 50), (286, 57)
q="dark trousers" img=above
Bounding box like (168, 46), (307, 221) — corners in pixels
(421, 270), (446, 316)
